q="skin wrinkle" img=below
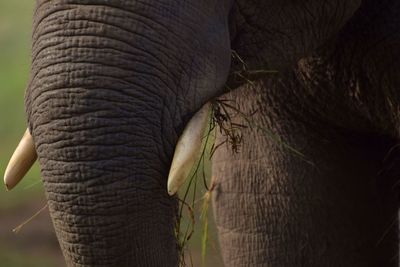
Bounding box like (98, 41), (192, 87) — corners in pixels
(45, 2), (220, 92)
(30, 68), (165, 102)
(30, 44), (178, 93)
(31, 42), (175, 81)
(31, 110), (162, 141)
(34, 89), (161, 114)
(29, 2), (228, 107)
(32, 18), (179, 99)
(32, 27), (171, 66)
(31, 78), (167, 112)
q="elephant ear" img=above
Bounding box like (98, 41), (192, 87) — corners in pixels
(167, 102), (211, 195)
(4, 128), (37, 191)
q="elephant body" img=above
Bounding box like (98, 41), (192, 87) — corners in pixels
(21, 0), (400, 266)
(214, 6), (400, 262)
(213, 76), (398, 266)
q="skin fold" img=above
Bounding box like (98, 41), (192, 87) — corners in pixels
(21, 0), (400, 266)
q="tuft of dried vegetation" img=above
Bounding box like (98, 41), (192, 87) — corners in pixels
(175, 98), (262, 267)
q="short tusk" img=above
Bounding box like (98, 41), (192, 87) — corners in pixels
(167, 103), (211, 196)
(4, 128), (37, 191)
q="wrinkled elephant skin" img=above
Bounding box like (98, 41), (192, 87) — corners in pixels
(19, 0), (400, 266)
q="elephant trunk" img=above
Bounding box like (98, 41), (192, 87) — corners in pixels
(26, 3), (180, 264)
(24, 1), (231, 266)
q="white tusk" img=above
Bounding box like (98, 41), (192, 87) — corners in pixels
(4, 128), (37, 191)
(167, 103), (211, 196)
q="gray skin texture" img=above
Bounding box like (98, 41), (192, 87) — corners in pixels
(214, 1), (400, 266)
(24, 0), (400, 266)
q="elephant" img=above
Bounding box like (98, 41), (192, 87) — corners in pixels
(4, 0), (400, 266)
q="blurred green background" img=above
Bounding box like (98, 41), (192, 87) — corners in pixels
(0, 1), (43, 208)
(0, 2), (223, 266)
(0, 1), (63, 266)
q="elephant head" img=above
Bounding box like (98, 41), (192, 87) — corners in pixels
(5, 0), (362, 266)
